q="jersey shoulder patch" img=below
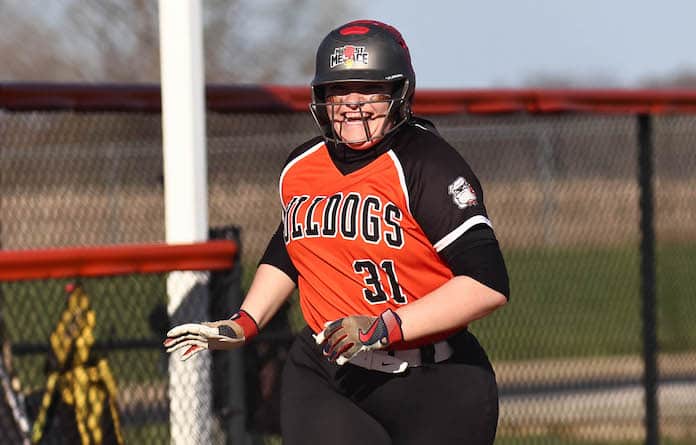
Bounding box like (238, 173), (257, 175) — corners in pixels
(447, 177), (479, 209)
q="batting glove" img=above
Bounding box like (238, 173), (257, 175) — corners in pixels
(163, 310), (259, 361)
(313, 308), (403, 366)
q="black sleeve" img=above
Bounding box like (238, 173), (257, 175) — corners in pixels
(439, 224), (510, 299)
(258, 223), (299, 283)
(396, 122), (508, 298)
(397, 125), (490, 251)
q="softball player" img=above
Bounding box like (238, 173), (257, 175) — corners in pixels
(165, 20), (509, 445)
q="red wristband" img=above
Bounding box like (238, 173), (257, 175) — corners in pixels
(230, 310), (259, 340)
(381, 308), (404, 345)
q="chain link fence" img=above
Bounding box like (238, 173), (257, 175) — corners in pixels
(1, 86), (695, 444)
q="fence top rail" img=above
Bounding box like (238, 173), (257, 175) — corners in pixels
(0, 240), (238, 282)
(3, 83), (696, 115)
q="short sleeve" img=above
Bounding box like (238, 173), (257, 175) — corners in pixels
(396, 128), (491, 253)
(259, 223), (299, 283)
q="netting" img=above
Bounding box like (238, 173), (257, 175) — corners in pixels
(7, 276), (165, 444)
(0, 241), (260, 444)
(1, 87), (696, 444)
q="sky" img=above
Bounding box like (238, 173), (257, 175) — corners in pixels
(4, 0), (696, 89)
(362, 0), (696, 88)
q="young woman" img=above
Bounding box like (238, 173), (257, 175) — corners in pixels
(165, 20), (509, 445)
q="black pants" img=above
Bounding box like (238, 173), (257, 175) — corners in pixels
(281, 327), (499, 445)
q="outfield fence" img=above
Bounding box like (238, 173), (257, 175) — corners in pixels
(1, 84), (695, 444)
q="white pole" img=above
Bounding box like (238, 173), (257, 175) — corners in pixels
(158, 1), (211, 444)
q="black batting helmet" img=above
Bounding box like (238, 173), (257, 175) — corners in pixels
(310, 20), (416, 144)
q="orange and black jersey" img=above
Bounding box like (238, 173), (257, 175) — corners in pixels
(261, 118), (509, 337)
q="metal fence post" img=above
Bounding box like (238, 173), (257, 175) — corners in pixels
(209, 226), (251, 445)
(637, 113), (659, 445)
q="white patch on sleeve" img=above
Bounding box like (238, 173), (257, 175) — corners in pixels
(448, 176), (478, 209)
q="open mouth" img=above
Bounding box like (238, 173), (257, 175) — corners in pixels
(345, 111), (371, 120)
(335, 111), (377, 125)
(342, 118), (369, 126)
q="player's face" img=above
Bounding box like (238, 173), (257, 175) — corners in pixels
(325, 82), (393, 150)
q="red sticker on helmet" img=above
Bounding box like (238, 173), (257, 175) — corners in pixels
(340, 25), (370, 36)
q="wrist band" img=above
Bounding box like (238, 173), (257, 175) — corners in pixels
(231, 309), (259, 339)
(381, 308), (404, 345)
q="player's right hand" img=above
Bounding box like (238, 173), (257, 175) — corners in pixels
(163, 310), (259, 361)
(313, 308), (403, 365)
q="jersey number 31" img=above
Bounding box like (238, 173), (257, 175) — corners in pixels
(353, 259), (407, 305)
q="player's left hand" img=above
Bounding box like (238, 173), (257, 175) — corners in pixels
(313, 308), (403, 365)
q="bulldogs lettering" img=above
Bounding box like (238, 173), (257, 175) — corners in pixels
(283, 192), (404, 248)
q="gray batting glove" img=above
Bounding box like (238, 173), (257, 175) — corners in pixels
(163, 310), (259, 361)
(314, 308), (403, 365)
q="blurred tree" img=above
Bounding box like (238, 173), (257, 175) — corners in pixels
(523, 68), (696, 89)
(521, 70), (622, 88)
(204, 0), (360, 84)
(640, 68), (696, 88)
(0, 0), (359, 84)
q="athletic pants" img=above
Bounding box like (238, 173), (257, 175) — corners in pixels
(281, 327), (499, 445)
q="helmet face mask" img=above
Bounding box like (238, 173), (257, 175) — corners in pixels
(310, 81), (408, 146)
(310, 21), (415, 147)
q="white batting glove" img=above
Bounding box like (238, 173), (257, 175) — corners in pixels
(163, 310), (259, 361)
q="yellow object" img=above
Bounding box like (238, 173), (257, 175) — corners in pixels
(31, 284), (124, 445)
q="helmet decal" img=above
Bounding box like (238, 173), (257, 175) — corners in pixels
(330, 45), (369, 69)
(339, 25), (370, 36)
(347, 20), (412, 65)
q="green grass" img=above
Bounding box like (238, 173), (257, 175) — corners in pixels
(656, 243), (696, 352)
(472, 242), (696, 361)
(2, 275), (165, 342)
(495, 435), (694, 445)
(121, 422), (168, 444)
(474, 244), (641, 361)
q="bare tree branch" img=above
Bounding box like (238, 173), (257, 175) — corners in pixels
(0, 0), (362, 83)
